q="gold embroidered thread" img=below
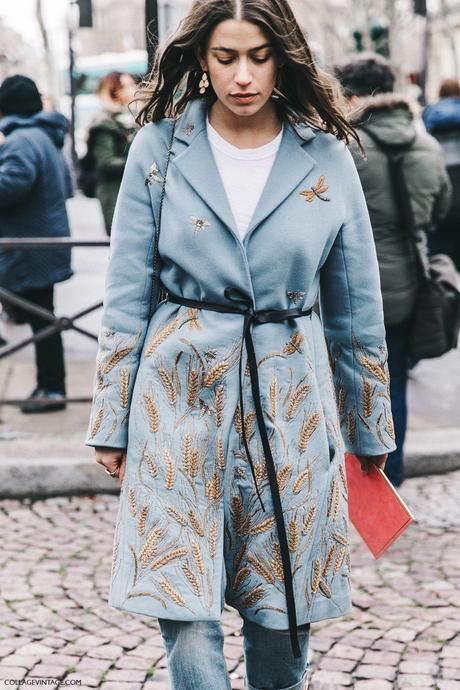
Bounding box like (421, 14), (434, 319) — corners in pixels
(203, 362), (229, 387)
(182, 563), (202, 596)
(298, 412), (321, 453)
(292, 467), (312, 495)
(163, 449), (176, 489)
(283, 331), (304, 356)
(300, 175), (330, 203)
(159, 577), (186, 606)
(151, 548), (188, 570)
(234, 567), (250, 590)
(144, 394), (159, 433)
(103, 347), (133, 374)
(137, 505), (149, 535)
(247, 555), (275, 584)
(145, 318), (179, 357)
(311, 559), (321, 593)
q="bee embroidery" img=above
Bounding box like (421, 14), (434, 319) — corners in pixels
(287, 290), (306, 304)
(300, 175), (330, 203)
(184, 122), (195, 135)
(189, 216), (211, 234)
(145, 162), (163, 186)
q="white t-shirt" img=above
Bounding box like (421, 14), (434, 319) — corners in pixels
(206, 117), (283, 241)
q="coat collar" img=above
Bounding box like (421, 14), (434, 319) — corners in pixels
(172, 98), (317, 246)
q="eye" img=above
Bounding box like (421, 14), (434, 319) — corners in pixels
(217, 58), (234, 65)
(252, 52), (272, 64)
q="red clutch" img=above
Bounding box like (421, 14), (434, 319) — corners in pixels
(345, 453), (415, 559)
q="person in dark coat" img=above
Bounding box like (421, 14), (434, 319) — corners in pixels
(423, 79), (460, 268)
(335, 54), (451, 487)
(87, 72), (138, 235)
(0, 74), (73, 413)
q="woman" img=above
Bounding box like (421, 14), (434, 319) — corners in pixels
(87, 71), (138, 235)
(85, 1), (395, 688)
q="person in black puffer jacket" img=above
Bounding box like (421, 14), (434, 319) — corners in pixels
(335, 54), (452, 488)
(0, 75), (74, 413)
(423, 79), (460, 269)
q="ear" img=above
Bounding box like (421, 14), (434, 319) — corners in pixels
(194, 47), (208, 73)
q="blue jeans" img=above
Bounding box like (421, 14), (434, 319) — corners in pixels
(158, 617), (310, 690)
(385, 322), (409, 488)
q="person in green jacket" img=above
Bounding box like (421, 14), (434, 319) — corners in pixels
(335, 53), (452, 488)
(88, 71), (138, 235)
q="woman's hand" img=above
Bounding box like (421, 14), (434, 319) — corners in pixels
(95, 447), (127, 486)
(0, 132), (6, 146)
(356, 453), (388, 476)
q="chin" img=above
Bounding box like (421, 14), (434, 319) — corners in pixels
(225, 98), (268, 118)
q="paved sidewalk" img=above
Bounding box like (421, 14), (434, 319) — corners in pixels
(1, 470), (459, 690)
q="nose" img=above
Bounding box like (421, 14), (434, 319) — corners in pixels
(235, 58), (252, 86)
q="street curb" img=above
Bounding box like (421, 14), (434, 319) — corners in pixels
(1, 456), (121, 499)
(1, 441), (459, 500)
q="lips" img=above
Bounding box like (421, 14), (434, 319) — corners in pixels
(230, 93), (258, 104)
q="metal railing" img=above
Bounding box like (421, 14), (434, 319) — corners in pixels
(0, 237), (109, 406)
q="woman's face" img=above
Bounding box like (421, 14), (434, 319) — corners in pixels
(117, 74), (136, 106)
(201, 19), (278, 118)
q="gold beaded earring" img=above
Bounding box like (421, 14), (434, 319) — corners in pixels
(199, 71), (210, 95)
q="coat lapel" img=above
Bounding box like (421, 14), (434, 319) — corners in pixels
(243, 124), (316, 246)
(172, 99), (317, 248)
(173, 100), (240, 243)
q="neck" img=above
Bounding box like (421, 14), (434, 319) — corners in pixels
(208, 98), (282, 148)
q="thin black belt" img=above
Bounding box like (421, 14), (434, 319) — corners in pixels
(167, 286), (313, 658)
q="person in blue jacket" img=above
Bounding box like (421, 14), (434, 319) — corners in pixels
(85, 1), (396, 688)
(0, 75), (73, 413)
(423, 79), (460, 268)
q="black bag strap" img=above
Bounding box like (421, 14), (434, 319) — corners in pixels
(149, 118), (177, 317)
(360, 126), (428, 279)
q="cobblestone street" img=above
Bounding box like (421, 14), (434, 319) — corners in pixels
(0, 471), (459, 690)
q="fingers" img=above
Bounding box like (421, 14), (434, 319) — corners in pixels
(94, 447), (126, 480)
(356, 453), (388, 475)
(119, 455), (126, 487)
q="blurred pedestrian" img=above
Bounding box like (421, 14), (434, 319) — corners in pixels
(0, 74), (73, 413)
(423, 79), (460, 268)
(85, 3), (396, 688)
(85, 71), (138, 235)
(335, 53), (452, 487)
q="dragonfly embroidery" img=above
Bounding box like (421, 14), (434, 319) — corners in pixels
(189, 216), (211, 234)
(145, 162), (163, 186)
(300, 175), (330, 203)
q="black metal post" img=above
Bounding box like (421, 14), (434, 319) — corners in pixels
(68, 25), (77, 165)
(145, 0), (159, 73)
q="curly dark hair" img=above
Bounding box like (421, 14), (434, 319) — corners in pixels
(134, 0), (361, 149)
(334, 52), (395, 99)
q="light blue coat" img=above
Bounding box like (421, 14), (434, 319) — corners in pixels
(85, 98), (396, 631)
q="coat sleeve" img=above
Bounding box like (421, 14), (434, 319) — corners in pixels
(431, 157), (452, 227)
(320, 147), (397, 456)
(0, 135), (39, 207)
(85, 125), (157, 449)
